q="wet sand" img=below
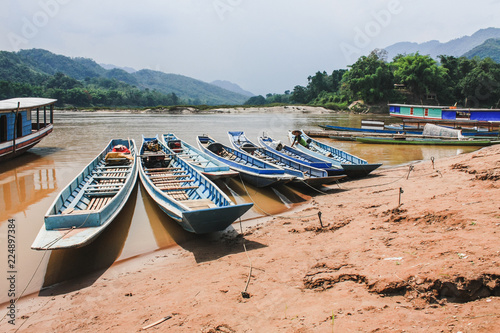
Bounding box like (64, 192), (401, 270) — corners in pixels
(3, 144), (500, 332)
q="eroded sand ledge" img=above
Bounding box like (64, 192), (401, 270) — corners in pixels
(6, 145), (500, 332)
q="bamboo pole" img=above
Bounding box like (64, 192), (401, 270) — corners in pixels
(12, 102), (20, 156)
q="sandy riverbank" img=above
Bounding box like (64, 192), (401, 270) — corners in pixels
(72, 105), (337, 114)
(3, 145), (500, 332)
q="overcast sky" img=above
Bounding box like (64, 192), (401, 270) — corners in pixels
(1, 0), (499, 95)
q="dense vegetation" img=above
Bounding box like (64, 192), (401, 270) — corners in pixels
(1, 47), (499, 110)
(248, 49), (500, 109)
(0, 49), (248, 107)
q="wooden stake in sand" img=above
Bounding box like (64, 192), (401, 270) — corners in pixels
(142, 316), (172, 330)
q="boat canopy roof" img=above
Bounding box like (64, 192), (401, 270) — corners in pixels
(388, 103), (449, 108)
(0, 97), (57, 112)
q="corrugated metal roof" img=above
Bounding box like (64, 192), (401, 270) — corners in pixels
(388, 103), (449, 109)
(0, 97), (57, 112)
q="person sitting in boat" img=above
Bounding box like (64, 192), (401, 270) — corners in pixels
(270, 140), (284, 151)
(291, 130), (310, 148)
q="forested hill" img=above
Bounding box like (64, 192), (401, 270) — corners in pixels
(0, 49), (249, 106)
(463, 38), (500, 63)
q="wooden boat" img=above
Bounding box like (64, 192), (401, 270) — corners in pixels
(258, 135), (345, 176)
(0, 98), (56, 161)
(320, 124), (423, 135)
(161, 133), (238, 180)
(321, 124), (498, 137)
(197, 134), (295, 187)
(227, 131), (345, 187)
(384, 124), (499, 137)
(31, 139), (138, 250)
(138, 136), (253, 234)
(288, 130), (382, 178)
(356, 137), (499, 146)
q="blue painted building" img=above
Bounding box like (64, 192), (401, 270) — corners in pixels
(389, 104), (500, 122)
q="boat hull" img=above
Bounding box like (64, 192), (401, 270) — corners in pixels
(229, 131), (346, 187)
(0, 124), (53, 161)
(139, 136), (253, 233)
(289, 130), (382, 178)
(31, 139), (138, 250)
(161, 133), (238, 180)
(356, 137), (497, 146)
(197, 135), (294, 187)
(258, 136), (345, 176)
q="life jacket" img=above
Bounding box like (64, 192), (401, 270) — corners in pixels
(168, 140), (182, 153)
(112, 144), (131, 154)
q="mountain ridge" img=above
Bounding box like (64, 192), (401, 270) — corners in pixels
(383, 27), (500, 60)
(210, 80), (254, 97)
(1, 49), (248, 105)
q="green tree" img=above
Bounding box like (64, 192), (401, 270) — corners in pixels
(342, 50), (394, 103)
(458, 57), (500, 107)
(244, 95), (266, 105)
(290, 85), (310, 104)
(393, 53), (447, 100)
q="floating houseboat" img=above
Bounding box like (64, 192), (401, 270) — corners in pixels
(388, 104), (500, 131)
(0, 97), (56, 161)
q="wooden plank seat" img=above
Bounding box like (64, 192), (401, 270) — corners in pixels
(87, 196), (112, 210)
(86, 183), (124, 189)
(148, 173), (188, 178)
(167, 190), (190, 201)
(85, 191), (119, 197)
(99, 165), (132, 170)
(93, 176), (128, 180)
(145, 167), (181, 172)
(152, 179), (195, 185)
(94, 171), (131, 176)
(159, 185), (198, 191)
(138, 153), (170, 158)
(180, 199), (217, 209)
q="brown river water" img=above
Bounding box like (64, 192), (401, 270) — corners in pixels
(0, 110), (479, 303)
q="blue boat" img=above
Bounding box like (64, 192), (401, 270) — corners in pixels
(161, 133), (238, 180)
(197, 134), (295, 187)
(228, 131), (345, 187)
(258, 135), (344, 176)
(32, 139), (138, 250)
(288, 130), (382, 178)
(138, 136), (253, 234)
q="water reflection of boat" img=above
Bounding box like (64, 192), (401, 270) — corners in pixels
(0, 156), (57, 222)
(138, 136), (253, 234)
(41, 185), (137, 290)
(0, 98), (56, 161)
(32, 139), (138, 250)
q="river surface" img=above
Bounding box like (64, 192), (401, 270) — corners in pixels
(0, 110), (480, 303)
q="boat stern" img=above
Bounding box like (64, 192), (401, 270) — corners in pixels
(180, 203), (253, 234)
